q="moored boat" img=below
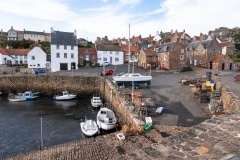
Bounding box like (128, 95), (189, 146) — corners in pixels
(53, 91), (77, 101)
(112, 73), (152, 87)
(24, 91), (38, 100)
(91, 96), (102, 108)
(80, 119), (99, 137)
(96, 107), (117, 130)
(8, 93), (26, 102)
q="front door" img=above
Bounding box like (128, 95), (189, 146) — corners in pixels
(229, 63), (232, 70)
(110, 57), (112, 64)
(60, 63), (68, 70)
(221, 63), (225, 70)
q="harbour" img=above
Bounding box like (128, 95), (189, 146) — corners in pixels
(0, 96), (102, 159)
(0, 66), (240, 159)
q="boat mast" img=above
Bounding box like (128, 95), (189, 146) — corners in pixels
(128, 23), (130, 73)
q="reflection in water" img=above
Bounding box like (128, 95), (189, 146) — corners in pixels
(54, 100), (78, 110)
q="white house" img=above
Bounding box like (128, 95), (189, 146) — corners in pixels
(50, 29), (78, 72)
(96, 44), (124, 66)
(28, 47), (47, 68)
(0, 48), (30, 65)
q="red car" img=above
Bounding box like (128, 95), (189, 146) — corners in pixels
(101, 69), (114, 76)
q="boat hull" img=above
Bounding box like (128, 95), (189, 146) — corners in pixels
(91, 96), (102, 108)
(113, 80), (151, 86)
(53, 95), (77, 101)
(53, 91), (77, 101)
(80, 120), (99, 137)
(113, 73), (152, 86)
(97, 121), (116, 130)
(8, 97), (26, 102)
(96, 108), (117, 130)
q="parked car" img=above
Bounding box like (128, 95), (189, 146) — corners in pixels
(33, 69), (46, 75)
(99, 62), (112, 67)
(101, 69), (114, 76)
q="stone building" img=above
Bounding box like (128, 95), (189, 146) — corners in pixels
(121, 45), (139, 63)
(156, 41), (187, 70)
(138, 48), (157, 70)
(78, 47), (97, 67)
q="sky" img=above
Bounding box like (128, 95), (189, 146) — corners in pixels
(1, 0), (240, 42)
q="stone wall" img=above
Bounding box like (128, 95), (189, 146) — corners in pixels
(215, 81), (240, 112)
(0, 75), (101, 97)
(101, 79), (143, 127)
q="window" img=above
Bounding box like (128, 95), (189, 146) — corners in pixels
(71, 53), (74, 59)
(103, 57), (107, 61)
(64, 45), (67, 49)
(37, 64), (40, 67)
(56, 53), (60, 58)
(181, 49), (184, 53)
(110, 51), (112, 54)
(163, 55), (167, 61)
(56, 45), (60, 49)
(71, 46), (74, 50)
(180, 55), (184, 60)
(115, 52), (119, 55)
(64, 53), (67, 58)
(31, 56), (35, 60)
(115, 57), (119, 62)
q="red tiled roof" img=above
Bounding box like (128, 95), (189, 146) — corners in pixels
(0, 48), (8, 55)
(16, 30), (24, 34)
(177, 32), (183, 37)
(78, 48), (97, 55)
(8, 49), (30, 55)
(122, 45), (139, 52)
(209, 54), (224, 63)
(143, 49), (156, 56)
(0, 48), (30, 55)
(44, 33), (51, 36)
(131, 35), (141, 43)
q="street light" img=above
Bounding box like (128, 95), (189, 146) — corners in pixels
(40, 118), (43, 150)
(147, 64), (151, 76)
(71, 66), (74, 76)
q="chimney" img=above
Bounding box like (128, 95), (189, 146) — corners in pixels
(74, 29), (77, 36)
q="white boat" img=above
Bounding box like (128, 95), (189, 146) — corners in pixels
(24, 91), (38, 100)
(8, 93), (26, 102)
(112, 73), (152, 87)
(53, 91), (77, 101)
(96, 107), (117, 130)
(80, 119), (99, 137)
(91, 96), (102, 108)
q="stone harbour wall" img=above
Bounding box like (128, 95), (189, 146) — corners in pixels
(0, 75), (101, 97)
(101, 79), (144, 127)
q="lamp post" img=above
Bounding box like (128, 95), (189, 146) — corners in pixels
(40, 118), (43, 150)
(71, 66), (73, 76)
(147, 64), (151, 76)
